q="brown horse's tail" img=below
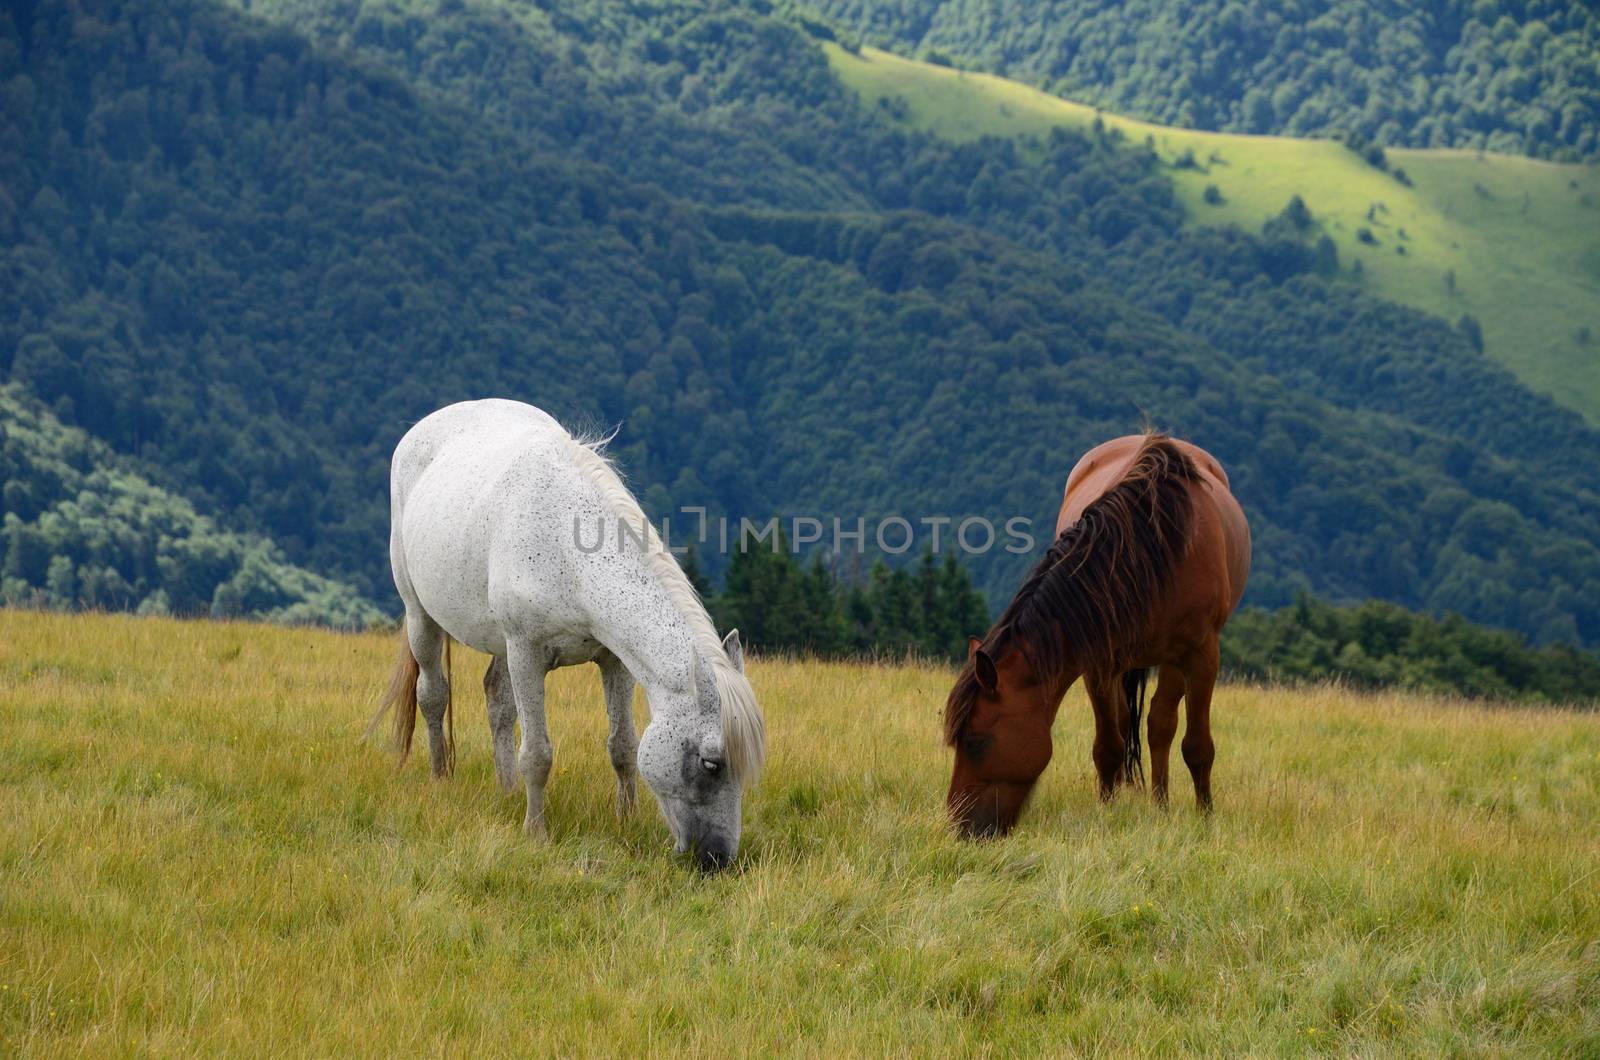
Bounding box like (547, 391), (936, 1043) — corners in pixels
(1121, 667), (1150, 786)
(364, 630), (454, 772)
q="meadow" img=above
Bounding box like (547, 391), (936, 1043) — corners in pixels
(827, 44), (1600, 424)
(2, 609), (1597, 1055)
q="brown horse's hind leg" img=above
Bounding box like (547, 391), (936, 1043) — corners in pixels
(1147, 664), (1186, 808)
(1085, 673), (1127, 802)
(1180, 642), (1220, 812)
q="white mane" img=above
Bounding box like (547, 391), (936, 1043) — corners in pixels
(563, 434), (766, 784)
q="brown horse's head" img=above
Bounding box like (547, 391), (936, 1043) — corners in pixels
(944, 637), (1063, 838)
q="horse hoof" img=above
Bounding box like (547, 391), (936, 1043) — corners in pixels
(523, 816), (549, 842)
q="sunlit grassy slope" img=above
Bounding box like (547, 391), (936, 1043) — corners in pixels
(3, 610), (1598, 1054)
(827, 44), (1600, 423)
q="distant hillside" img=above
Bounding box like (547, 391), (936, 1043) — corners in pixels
(3, 0), (1600, 650)
(827, 44), (1600, 423)
(0, 387), (381, 625)
(807, 0), (1600, 160)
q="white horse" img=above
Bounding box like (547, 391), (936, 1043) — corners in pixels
(371, 399), (764, 871)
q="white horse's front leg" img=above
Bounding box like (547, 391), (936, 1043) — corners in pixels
(599, 654), (638, 819)
(506, 643), (553, 841)
(482, 656), (518, 795)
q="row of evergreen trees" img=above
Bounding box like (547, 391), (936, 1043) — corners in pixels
(687, 538), (1600, 704)
(1222, 596), (1600, 705)
(687, 532), (990, 662)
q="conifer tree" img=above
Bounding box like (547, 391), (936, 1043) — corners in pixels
(801, 553), (850, 656)
(681, 544), (713, 599)
(867, 560), (918, 656)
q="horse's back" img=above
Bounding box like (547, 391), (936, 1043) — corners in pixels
(390, 400), (576, 652)
(392, 399), (564, 505)
(1058, 436), (1230, 527)
(1057, 434), (1250, 620)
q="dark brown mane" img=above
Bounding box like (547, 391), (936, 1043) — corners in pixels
(943, 434), (1202, 744)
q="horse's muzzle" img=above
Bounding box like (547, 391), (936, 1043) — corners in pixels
(690, 832), (735, 873)
(955, 803), (1005, 840)
(949, 782), (1027, 840)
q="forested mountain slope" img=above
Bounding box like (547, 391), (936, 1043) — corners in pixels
(807, 0), (1600, 159)
(3, 0), (1599, 649)
(828, 44), (1600, 422)
(0, 387), (380, 624)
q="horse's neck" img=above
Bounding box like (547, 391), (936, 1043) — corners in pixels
(580, 532), (703, 708)
(1044, 663), (1084, 707)
(1016, 638), (1082, 708)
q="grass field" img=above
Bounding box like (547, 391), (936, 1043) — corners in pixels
(827, 44), (1600, 425)
(2, 609), (1598, 1054)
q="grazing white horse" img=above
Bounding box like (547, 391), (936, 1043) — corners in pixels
(372, 399), (764, 871)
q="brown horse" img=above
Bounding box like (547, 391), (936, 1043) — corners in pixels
(944, 432), (1250, 837)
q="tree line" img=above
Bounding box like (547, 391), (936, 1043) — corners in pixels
(697, 533), (990, 661)
(697, 536), (1599, 704)
(1222, 596), (1600, 705)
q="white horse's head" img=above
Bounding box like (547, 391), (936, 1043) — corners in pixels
(637, 630), (763, 872)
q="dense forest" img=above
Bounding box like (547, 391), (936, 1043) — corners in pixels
(0, 386), (380, 625)
(3, 0), (1600, 660)
(808, 0), (1600, 159)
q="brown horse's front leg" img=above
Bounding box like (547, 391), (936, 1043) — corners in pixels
(1085, 673), (1126, 801)
(1146, 664), (1185, 807)
(1180, 642), (1220, 812)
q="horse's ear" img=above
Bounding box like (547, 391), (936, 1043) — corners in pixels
(974, 648), (998, 693)
(966, 636), (982, 659)
(722, 629), (745, 674)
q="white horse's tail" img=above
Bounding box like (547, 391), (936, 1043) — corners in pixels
(365, 630), (454, 773)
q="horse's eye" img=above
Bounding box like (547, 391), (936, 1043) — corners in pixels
(701, 758), (722, 775)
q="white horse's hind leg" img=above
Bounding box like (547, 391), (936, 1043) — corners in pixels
(599, 654), (638, 818)
(483, 656), (518, 795)
(505, 643), (553, 841)
(406, 610), (452, 779)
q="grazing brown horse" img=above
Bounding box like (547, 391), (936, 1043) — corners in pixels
(944, 432), (1250, 837)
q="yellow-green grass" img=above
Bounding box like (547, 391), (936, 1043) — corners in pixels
(2, 609), (1598, 1055)
(827, 44), (1600, 423)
